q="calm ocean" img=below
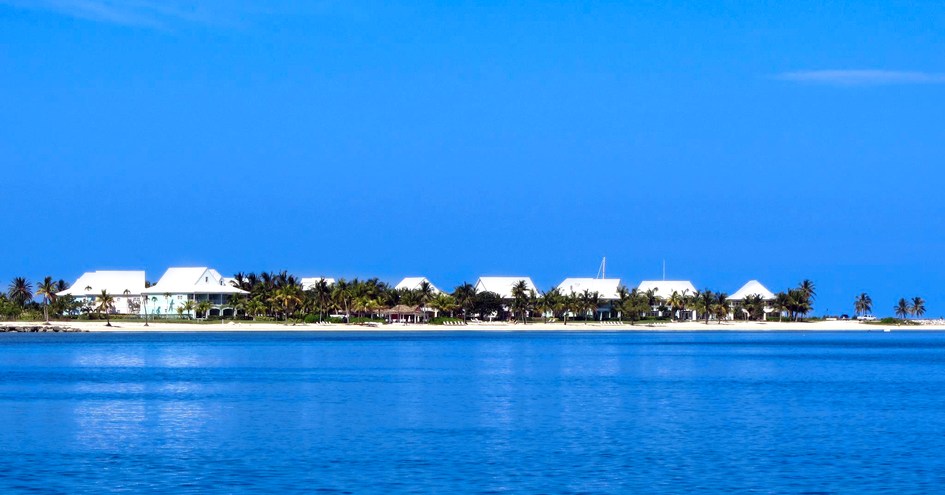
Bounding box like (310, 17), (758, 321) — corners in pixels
(1, 331), (943, 493)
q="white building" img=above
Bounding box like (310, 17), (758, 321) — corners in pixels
(142, 267), (248, 318)
(394, 277), (442, 294)
(729, 280), (776, 301)
(557, 278), (621, 300)
(56, 270), (146, 314)
(637, 280), (698, 300)
(557, 278), (622, 318)
(637, 280), (698, 319)
(729, 280), (777, 320)
(301, 277), (336, 290)
(474, 276), (540, 299)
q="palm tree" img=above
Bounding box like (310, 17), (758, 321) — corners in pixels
(694, 289), (715, 324)
(182, 300), (196, 319)
(275, 285), (302, 323)
(582, 290), (601, 321)
(195, 300), (213, 319)
(35, 276), (57, 324)
(666, 291), (686, 321)
(227, 294), (246, 320)
(429, 293), (457, 318)
(742, 294), (764, 321)
(911, 297), (926, 319)
(332, 279), (352, 322)
(786, 288), (811, 321)
(7, 277), (33, 308)
(141, 294), (150, 326)
(713, 292), (730, 323)
(894, 298), (910, 322)
(799, 279), (816, 301)
(451, 283), (477, 322)
(96, 290), (114, 326)
(245, 298), (266, 320)
(854, 293), (872, 317)
(510, 280), (531, 323)
(539, 288), (559, 322)
(416, 281), (436, 310)
(773, 292), (790, 322)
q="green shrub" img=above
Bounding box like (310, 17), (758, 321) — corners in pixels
(18, 310), (43, 322)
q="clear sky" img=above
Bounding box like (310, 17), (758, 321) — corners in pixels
(2, 1), (943, 317)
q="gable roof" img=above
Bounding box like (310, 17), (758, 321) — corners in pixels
(394, 277), (442, 294)
(557, 278), (622, 300)
(729, 280), (776, 301)
(301, 277), (336, 290)
(57, 271), (146, 297)
(474, 277), (539, 299)
(637, 280), (697, 300)
(142, 267), (248, 295)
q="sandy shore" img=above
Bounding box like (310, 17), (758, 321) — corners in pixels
(5, 320), (945, 332)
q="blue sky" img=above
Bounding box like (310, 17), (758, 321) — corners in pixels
(1, 1), (943, 316)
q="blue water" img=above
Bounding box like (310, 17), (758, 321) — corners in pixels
(1, 331), (944, 494)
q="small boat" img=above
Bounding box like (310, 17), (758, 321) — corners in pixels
(883, 328), (892, 333)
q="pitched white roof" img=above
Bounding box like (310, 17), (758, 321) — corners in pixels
(729, 280), (776, 301)
(142, 267), (248, 295)
(301, 277), (336, 290)
(557, 278), (622, 300)
(395, 277), (442, 294)
(637, 280), (697, 300)
(57, 271), (146, 297)
(474, 277), (539, 299)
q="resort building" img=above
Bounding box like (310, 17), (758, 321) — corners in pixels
(474, 276), (540, 299)
(141, 267), (248, 318)
(729, 280), (777, 320)
(301, 277), (336, 290)
(637, 280), (698, 319)
(394, 277), (442, 294)
(473, 276), (540, 321)
(729, 280), (776, 301)
(56, 270), (146, 314)
(556, 277), (622, 318)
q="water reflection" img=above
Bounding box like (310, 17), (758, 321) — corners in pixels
(73, 352), (145, 368)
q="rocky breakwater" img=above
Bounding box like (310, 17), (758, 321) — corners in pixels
(1, 324), (87, 333)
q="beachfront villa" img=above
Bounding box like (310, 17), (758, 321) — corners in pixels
(474, 276), (539, 299)
(394, 277), (442, 294)
(637, 280), (698, 319)
(301, 277), (336, 290)
(56, 270), (146, 314)
(142, 267), (248, 318)
(473, 276), (539, 319)
(557, 277), (622, 319)
(729, 280), (777, 320)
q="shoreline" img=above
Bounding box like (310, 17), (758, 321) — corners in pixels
(4, 320), (945, 332)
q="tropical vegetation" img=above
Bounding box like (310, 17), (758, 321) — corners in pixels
(0, 273), (935, 327)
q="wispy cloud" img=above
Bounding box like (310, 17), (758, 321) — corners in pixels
(0, 0), (226, 28)
(777, 70), (945, 86)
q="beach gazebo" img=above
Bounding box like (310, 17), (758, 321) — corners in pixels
(384, 304), (424, 324)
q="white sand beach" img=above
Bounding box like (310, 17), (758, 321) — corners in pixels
(6, 319), (945, 332)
